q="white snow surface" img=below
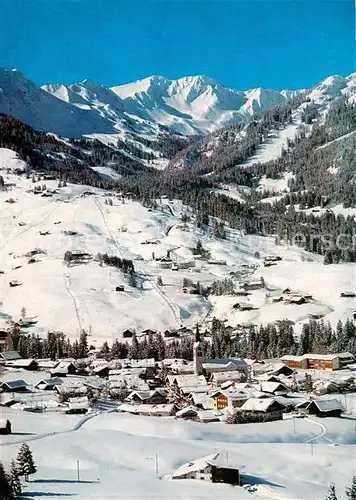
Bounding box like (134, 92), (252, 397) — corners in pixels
(1, 406), (356, 499)
(0, 148), (354, 342)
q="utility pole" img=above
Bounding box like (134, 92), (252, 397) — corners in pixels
(155, 454), (159, 477)
(77, 460), (80, 482)
(226, 451), (229, 463)
(311, 441), (314, 456)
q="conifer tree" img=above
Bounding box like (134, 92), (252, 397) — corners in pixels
(0, 462), (14, 500)
(346, 475), (356, 500)
(325, 482), (338, 500)
(16, 443), (37, 481)
(8, 460), (21, 497)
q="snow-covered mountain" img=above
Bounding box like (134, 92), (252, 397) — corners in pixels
(1, 67), (356, 149)
(0, 68), (117, 137)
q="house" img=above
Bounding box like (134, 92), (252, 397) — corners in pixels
(9, 280), (22, 287)
(126, 389), (167, 405)
(340, 291), (356, 298)
(5, 359), (38, 370)
(210, 371), (246, 387)
(233, 302), (254, 311)
(175, 406), (199, 420)
(0, 350), (21, 362)
(0, 419), (12, 435)
(259, 381), (289, 395)
(35, 378), (63, 391)
(211, 390), (247, 410)
(238, 398), (285, 420)
(122, 329), (135, 338)
(296, 398), (343, 418)
(115, 285), (125, 292)
(203, 358), (248, 377)
(0, 379), (27, 392)
(172, 452), (240, 485)
(66, 396), (89, 414)
(241, 279), (264, 291)
(50, 361), (77, 376)
(121, 403), (177, 417)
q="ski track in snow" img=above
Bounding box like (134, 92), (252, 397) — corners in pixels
(93, 195), (181, 326)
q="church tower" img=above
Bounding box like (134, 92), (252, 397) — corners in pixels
(193, 324), (204, 375)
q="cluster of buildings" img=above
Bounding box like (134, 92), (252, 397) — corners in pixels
(0, 327), (354, 423)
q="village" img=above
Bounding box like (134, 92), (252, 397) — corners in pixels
(1, 325), (355, 427)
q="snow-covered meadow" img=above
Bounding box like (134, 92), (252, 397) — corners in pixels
(1, 405), (356, 500)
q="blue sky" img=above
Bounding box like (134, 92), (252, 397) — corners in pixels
(0, 0), (354, 90)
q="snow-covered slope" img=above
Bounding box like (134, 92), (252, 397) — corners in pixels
(1, 148), (354, 342)
(0, 69), (117, 137)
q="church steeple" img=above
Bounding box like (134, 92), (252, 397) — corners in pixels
(195, 323), (201, 343)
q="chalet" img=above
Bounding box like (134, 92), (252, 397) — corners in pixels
(157, 257), (172, 269)
(35, 378), (63, 391)
(0, 350), (21, 362)
(203, 358), (248, 377)
(296, 398), (343, 418)
(210, 371), (246, 387)
(115, 285), (125, 292)
(66, 396), (89, 414)
(50, 361), (77, 377)
(233, 302), (254, 311)
(0, 379), (27, 392)
(9, 280), (21, 287)
(122, 329), (135, 338)
(259, 381), (289, 395)
(0, 419), (12, 435)
(5, 359), (38, 370)
(340, 291), (356, 298)
(241, 279), (264, 291)
(238, 398), (285, 420)
(188, 392), (214, 410)
(172, 452), (240, 485)
(126, 389), (167, 405)
(37, 359), (60, 370)
(120, 403), (177, 417)
(197, 410), (222, 423)
(176, 406), (199, 420)
(211, 390), (247, 410)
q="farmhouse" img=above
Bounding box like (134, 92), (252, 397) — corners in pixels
(233, 302), (254, 311)
(126, 389), (167, 405)
(35, 378), (63, 391)
(172, 452), (240, 485)
(241, 279), (264, 291)
(5, 358), (38, 370)
(238, 398), (285, 421)
(296, 399), (343, 418)
(50, 361), (77, 376)
(0, 379), (27, 392)
(66, 396), (89, 414)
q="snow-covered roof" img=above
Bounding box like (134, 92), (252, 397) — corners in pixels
(172, 453), (219, 478)
(0, 379), (27, 389)
(308, 398), (343, 412)
(239, 397), (282, 412)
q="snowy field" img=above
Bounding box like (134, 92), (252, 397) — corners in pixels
(1, 405), (356, 499)
(0, 148), (355, 343)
